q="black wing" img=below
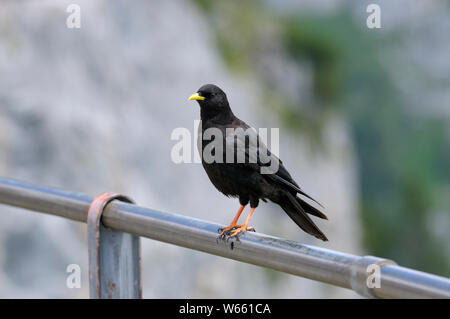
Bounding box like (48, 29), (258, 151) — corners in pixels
(224, 122), (323, 206)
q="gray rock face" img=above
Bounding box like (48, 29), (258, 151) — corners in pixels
(0, 0), (360, 298)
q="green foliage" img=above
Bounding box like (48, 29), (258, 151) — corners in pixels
(193, 0), (271, 73)
(281, 11), (450, 275)
(192, 0), (214, 13)
(283, 14), (346, 104)
(194, 0), (450, 276)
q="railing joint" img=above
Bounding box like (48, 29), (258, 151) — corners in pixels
(87, 192), (142, 299)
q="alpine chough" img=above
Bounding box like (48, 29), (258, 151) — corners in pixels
(188, 84), (328, 241)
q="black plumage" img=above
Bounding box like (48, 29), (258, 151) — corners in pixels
(188, 84), (328, 241)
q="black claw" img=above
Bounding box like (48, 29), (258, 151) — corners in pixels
(216, 226), (250, 245)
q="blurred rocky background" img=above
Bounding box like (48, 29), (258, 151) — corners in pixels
(0, 0), (448, 298)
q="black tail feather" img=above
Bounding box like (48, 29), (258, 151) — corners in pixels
(268, 174), (324, 208)
(280, 192), (328, 241)
(296, 196), (328, 220)
(297, 189), (324, 208)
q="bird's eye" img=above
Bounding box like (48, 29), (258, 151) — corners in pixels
(203, 92), (211, 98)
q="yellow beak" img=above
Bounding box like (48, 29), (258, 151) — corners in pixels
(188, 92), (205, 101)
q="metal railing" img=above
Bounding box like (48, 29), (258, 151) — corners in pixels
(0, 177), (449, 299)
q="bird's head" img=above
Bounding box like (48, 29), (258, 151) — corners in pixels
(188, 84), (232, 120)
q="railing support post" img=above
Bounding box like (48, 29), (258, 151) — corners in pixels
(87, 192), (142, 299)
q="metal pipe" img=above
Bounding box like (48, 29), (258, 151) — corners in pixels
(0, 177), (449, 298)
(0, 177), (91, 222)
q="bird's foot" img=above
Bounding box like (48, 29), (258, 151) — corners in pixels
(229, 225), (255, 238)
(217, 224), (241, 241)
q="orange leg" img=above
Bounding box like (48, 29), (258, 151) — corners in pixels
(218, 205), (246, 237)
(230, 207), (256, 237)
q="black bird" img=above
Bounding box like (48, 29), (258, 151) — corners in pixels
(188, 84), (328, 241)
